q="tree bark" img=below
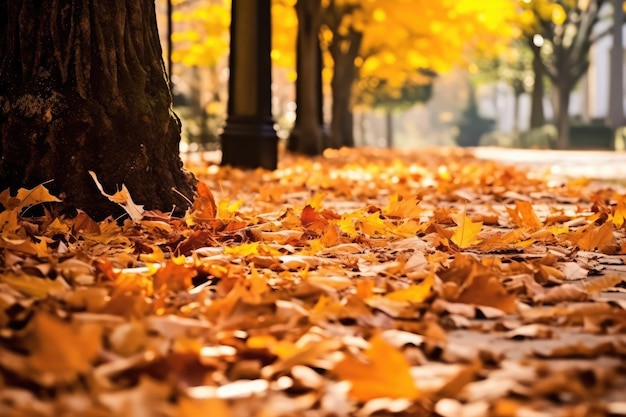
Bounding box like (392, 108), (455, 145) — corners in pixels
(287, 0), (324, 155)
(529, 46), (545, 128)
(328, 29), (362, 148)
(0, 0), (196, 220)
(555, 84), (571, 149)
(385, 109), (394, 148)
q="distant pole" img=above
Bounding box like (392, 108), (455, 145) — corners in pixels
(167, 0), (173, 93)
(608, 0), (624, 129)
(220, 0), (279, 169)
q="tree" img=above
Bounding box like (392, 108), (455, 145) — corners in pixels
(288, 0), (326, 155)
(518, 0), (610, 149)
(322, 0), (515, 148)
(0, 0), (196, 220)
(357, 72), (435, 148)
(608, 0), (624, 128)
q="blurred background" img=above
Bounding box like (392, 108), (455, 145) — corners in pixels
(155, 0), (626, 153)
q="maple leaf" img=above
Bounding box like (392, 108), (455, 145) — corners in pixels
(0, 184), (62, 211)
(450, 212), (482, 249)
(577, 221), (615, 251)
(357, 211), (388, 236)
(383, 193), (422, 218)
(301, 205), (329, 233)
(333, 334), (419, 401)
(506, 201), (543, 229)
(89, 171), (144, 221)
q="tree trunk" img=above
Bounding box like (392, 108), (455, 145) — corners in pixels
(0, 0), (196, 220)
(287, 0), (324, 155)
(328, 30), (361, 148)
(555, 84), (571, 149)
(608, 0), (624, 128)
(385, 109), (394, 148)
(530, 48), (545, 128)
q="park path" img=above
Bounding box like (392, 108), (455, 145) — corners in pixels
(475, 147), (626, 180)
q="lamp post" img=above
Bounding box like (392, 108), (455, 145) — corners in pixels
(220, 0), (279, 170)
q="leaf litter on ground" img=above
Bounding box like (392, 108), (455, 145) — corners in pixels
(1, 146), (626, 417)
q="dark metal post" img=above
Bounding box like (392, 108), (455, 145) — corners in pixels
(220, 0), (279, 170)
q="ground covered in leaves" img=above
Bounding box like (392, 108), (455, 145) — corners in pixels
(1, 147), (626, 417)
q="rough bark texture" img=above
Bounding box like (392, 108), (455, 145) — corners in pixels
(0, 0), (196, 220)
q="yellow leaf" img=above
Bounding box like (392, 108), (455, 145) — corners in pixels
(613, 195), (626, 228)
(337, 212), (359, 238)
(383, 194), (422, 218)
(0, 184), (61, 210)
(450, 213), (482, 249)
(305, 192), (327, 210)
(0, 272), (68, 298)
(357, 212), (388, 236)
(333, 335), (419, 401)
(386, 272), (434, 302)
(217, 198), (243, 219)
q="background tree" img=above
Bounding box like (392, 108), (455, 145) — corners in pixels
(0, 0), (196, 219)
(356, 72), (435, 148)
(518, 0), (610, 149)
(170, 0), (230, 148)
(288, 0), (326, 155)
(322, 0), (515, 148)
(608, 0), (624, 129)
(474, 41), (536, 132)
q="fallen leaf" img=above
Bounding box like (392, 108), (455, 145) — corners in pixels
(333, 334), (419, 401)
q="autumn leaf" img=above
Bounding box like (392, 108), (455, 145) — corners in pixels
(333, 334), (419, 401)
(89, 171), (145, 221)
(612, 194), (626, 227)
(383, 193), (422, 218)
(577, 221), (615, 251)
(0, 184), (61, 210)
(192, 181), (217, 220)
(356, 211), (389, 236)
(386, 271), (434, 302)
(450, 212), (482, 249)
(0, 272), (68, 298)
(26, 313), (102, 383)
(507, 201), (543, 229)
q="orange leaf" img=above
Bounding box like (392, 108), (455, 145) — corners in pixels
(507, 201), (543, 228)
(192, 181), (217, 220)
(334, 335), (419, 401)
(301, 205), (329, 233)
(578, 221), (615, 251)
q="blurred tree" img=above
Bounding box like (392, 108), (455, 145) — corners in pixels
(357, 71), (435, 148)
(607, 0), (624, 128)
(322, 0), (515, 148)
(287, 0), (326, 155)
(474, 41), (535, 132)
(0, 0), (196, 219)
(517, 0), (610, 149)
